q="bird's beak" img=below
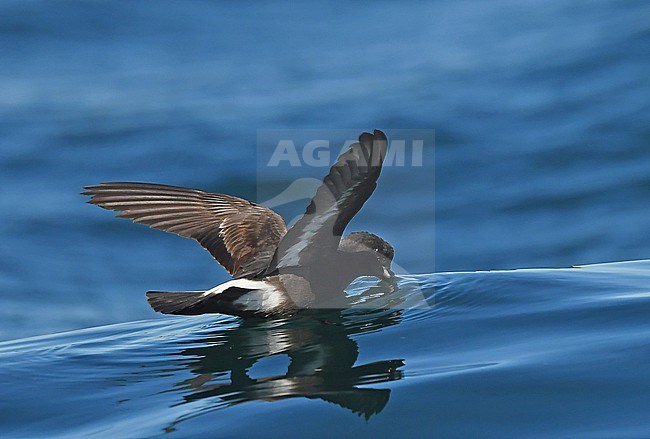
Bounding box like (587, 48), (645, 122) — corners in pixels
(382, 267), (396, 282)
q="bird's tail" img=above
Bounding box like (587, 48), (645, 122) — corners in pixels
(146, 291), (216, 315)
(146, 286), (262, 317)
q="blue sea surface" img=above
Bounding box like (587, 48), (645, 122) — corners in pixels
(2, 263), (650, 437)
(1, 0), (649, 437)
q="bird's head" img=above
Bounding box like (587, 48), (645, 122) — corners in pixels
(339, 231), (395, 281)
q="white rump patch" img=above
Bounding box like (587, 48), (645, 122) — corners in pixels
(203, 279), (283, 312)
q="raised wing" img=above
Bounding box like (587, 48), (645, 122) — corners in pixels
(83, 182), (287, 278)
(268, 130), (387, 271)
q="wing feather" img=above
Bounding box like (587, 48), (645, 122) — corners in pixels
(269, 130), (387, 271)
(83, 182), (287, 278)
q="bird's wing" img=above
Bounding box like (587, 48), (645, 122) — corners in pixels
(83, 182), (287, 278)
(268, 130), (387, 271)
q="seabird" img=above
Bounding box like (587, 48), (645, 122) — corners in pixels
(83, 130), (394, 317)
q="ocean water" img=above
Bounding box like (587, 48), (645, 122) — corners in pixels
(2, 263), (650, 437)
(1, 0), (649, 437)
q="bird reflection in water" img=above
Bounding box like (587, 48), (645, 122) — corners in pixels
(163, 292), (404, 431)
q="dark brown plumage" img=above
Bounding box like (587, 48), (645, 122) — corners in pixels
(83, 183), (287, 278)
(268, 129), (387, 272)
(84, 130), (393, 316)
